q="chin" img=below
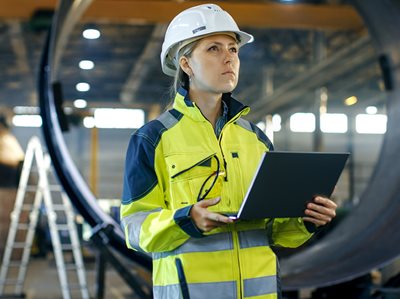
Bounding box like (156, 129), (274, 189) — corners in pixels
(217, 83), (237, 94)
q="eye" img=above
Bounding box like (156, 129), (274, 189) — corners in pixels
(230, 47), (238, 53)
(208, 45), (218, 52)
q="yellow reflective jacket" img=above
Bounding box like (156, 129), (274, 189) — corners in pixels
(121, 88), (314, 299)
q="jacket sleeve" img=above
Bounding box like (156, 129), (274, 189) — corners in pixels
(120, 131), (203, 254)
(267, 218), (314, 248)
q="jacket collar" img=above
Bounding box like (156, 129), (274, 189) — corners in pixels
(172, 87), (250, 123)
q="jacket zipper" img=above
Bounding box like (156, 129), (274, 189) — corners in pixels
(175, 258), (190, 299)
(171, 154), (216, 179)
(221, 110), (247, 298)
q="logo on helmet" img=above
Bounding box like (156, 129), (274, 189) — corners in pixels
(192, 26), (206, 34)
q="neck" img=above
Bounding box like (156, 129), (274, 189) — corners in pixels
(188, 89), (222, 127)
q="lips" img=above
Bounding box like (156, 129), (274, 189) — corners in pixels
(222, 70), (235, 76)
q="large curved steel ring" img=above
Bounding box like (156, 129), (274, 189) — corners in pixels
(38, 0), (400, 289)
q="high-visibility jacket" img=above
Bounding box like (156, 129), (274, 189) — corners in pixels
(121, 87), (314, 299)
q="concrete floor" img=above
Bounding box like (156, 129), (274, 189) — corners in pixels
(1, 254), (149, 299)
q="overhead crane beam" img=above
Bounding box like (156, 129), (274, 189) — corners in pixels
(1, 0), (364, 31)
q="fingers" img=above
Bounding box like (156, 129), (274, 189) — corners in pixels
(306, 198), (336, 218)
(303, 216), (328, 227)
(197, 197), (221, 208)
(193, 212), (233, 232)
(314, 196), (338, 209)
(208, 213), (233, 224)
(303, 196), (337, 227)
(190, 197), (233, 232)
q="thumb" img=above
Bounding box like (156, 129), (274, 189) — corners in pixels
(198, 197), (221, 208)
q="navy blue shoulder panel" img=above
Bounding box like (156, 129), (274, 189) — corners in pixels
(250, 122), (275, 151)
(122, 110), (182, 204)
(169, 108), (183, 120)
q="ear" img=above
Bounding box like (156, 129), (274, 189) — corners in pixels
(179, 56), (193, 77)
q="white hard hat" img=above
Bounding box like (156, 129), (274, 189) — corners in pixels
(161, 4), (254, 77)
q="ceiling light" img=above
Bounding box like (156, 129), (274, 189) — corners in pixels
(12, 115), (42, 127)
(79, 60), (95, 70)
(272, 114), (281, 132)
(83, 116), (95, 128)
(320, 114), (348, 133)
(356, 114), (387, 134)
(344, 96), (358, 106)
(13, 106), (40, 114)
(366, 106), (378, 115)
(256, 121), (266, 131)
(76, 82), (90, 92)
(82, 29), (100, 39)
(94, 108), (145, 129)
(74, 99), (88, 109)
(290, 113), (315, 133)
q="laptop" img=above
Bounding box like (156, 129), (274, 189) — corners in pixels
(228, 151), (350, 220)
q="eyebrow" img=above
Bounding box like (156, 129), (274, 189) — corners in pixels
(206, 41), (238, 46)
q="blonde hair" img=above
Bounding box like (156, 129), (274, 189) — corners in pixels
(170, 40), (199, 97)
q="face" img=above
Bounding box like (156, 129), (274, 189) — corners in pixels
(181, 34), (240, 95)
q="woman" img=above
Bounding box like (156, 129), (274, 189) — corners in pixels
(121, 4), (337, 299)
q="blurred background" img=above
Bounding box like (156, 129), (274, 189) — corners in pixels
(0, 0), (396, 298)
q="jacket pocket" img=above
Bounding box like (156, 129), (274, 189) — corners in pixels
(175, 258), (190, 299)
(170, 153), (215, 179)
(165, 153), (221, 208)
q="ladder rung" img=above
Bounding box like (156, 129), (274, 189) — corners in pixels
(25, 185), (62, 192)
(8, 261), (23, 267)
(68, 283), (87, 290)
(64, 264), (78, 270)
(21, 204), (34, 210)
(49, 185), (63, 192)
(16, 223), (30, 230)
(12, 242), (27, 249)
(52, 204), (67, 211)
(55, 224), (70, 230)
(25, 185), (38, 192)
(61, 244), (76, 250)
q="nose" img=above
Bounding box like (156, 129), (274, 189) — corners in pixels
(223, 49), (235, 64)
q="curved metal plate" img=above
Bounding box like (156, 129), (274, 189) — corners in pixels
(38, 0), (400, 289)
(281, 0), (400, 289)
(38, 1), (151, 269)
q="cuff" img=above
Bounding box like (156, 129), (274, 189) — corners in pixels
(304, 221), (323, 234)
(174, 205), (204, 238)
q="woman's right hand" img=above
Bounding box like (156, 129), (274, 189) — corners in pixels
(190, 197), (234, 232)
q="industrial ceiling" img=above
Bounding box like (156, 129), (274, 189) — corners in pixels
(0, 0), (385, 125)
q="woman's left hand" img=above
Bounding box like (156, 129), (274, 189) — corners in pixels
(303, 196), (337, 227)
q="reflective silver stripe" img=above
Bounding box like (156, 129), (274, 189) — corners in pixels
(243, 275), (277, 298)
(238, 229), (269, 249)
(189, 281), (237, 299)
(153, 284), (181, 299)
(235, 118), (252, 133)
(158, 111), (179, 129)
(153, 281), (237, 299)
(121, 208), (161, 251)
(153, 232), (233, 260)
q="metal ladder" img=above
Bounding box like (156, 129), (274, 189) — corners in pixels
(0, 136), (90, 299)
